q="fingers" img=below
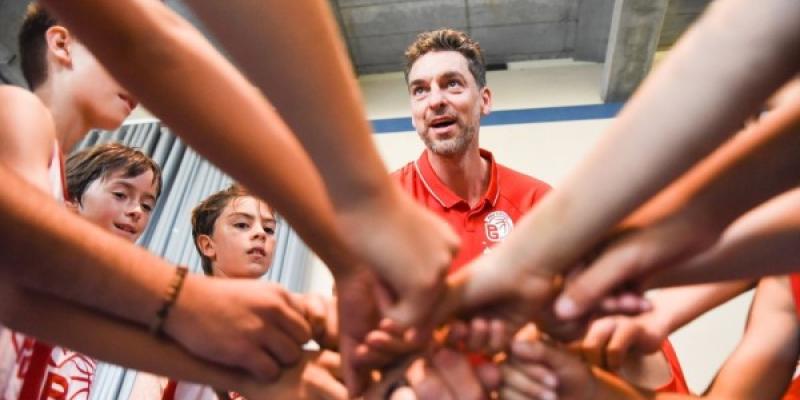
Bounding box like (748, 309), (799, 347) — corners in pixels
(431, 348), (485, 400)
(316, 350), (344, 381)
(384, 276), (446, 334)
(475, 363), (502, 392)
(488, 318), (510, 354)
(303, 294), (331, 340)
(303, 360), (349, 400)
(605, 324), (640, 370)
(599, 292), (652, 316)
(500, 363), (557, 400)
(338, 335), (371, 396)
(581, 317), (616, 368)
(241, 349), (281, 382)
(412, 367), (454, 400)
(555, 243), (644, 320)
(259, 327), (303, 366)
(266, 287), (313, 345)
(466, 317), (490, 352)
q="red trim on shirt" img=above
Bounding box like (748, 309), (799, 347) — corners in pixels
(161, 379), (178, 400)
(783, 275), (800, 399)
(18, 341), (54, 399)
(655, 339), (690, 394)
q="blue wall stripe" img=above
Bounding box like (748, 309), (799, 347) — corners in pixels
(370, 102), (624, 134)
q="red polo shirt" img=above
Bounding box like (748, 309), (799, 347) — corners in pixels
(392, 149), (551, 273)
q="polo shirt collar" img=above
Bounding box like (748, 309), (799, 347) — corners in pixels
(413, 148), (500, 209)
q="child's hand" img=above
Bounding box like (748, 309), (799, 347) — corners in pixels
(239, 350), (347, 400)
(292, 293), (339, 350)
(355, 318), (421, 368)
(166, 278), (311, 382)
(581, 313), (668, 371)
(336, 188), (459, 329)
(503, 340), (595, 400)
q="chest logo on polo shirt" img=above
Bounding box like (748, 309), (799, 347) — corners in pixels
(484, 211), (513, 242)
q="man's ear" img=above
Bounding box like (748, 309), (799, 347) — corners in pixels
(196, 234), (217, 261)
(45, 26), (74, 67)
(480, 86), (493, 116)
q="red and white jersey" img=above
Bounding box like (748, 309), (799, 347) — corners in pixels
(782, 274), (800, 400)
(392, 149), (551, 273)
(161, 380), (244, 400)
(0, 144), (97, 400)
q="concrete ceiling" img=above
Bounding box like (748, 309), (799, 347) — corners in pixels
(0, 0), (711, 101)
(332, 0), (711, 74)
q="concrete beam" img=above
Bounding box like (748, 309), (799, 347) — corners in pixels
(600, 0), (668, 102)
(574, 0), (614, 62)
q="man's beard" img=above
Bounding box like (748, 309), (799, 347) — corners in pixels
(419, 124), (476, 157)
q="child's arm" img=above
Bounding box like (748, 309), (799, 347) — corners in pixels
(448, 81), (800, 333)
(649, 188), (800, 287)
(583, 280), (753, 371)
(0, 281), (250, 392)
(559, 96), (800, 315)
(702, 276), (800, 399)
(441, 0), (800, 323)
(0, 160), (311, 381)
(37, 0), (459, 330)
(0, 282), (351, 399)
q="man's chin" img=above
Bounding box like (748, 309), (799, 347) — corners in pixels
(428, 141), (465, 156)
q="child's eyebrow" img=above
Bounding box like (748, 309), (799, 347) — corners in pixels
(111, 181), (158, 202)
(227, 212), (256, 221)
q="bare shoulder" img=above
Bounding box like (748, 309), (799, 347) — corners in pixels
(0, 85), (53, 127)
(0, 85), (56, 178)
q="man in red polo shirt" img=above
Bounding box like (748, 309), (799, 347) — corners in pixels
(384, 28), (689, 398)
(392, 28), (550, 272)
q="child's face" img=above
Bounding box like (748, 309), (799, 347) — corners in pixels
(205, 196), (277, 279)
(68, 169), (157, 242)
(62, 40), (138, 130)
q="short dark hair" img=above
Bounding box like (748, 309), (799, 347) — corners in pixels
(191, 184), (251, 275)
(18, 2), (58, 89)
(404, 28), (487, 88)
(66, 142), (163, 205)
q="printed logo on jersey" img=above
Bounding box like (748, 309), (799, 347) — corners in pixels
(484, 211), (513, 242)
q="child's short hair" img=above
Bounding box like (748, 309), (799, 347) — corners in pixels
(191, 184), (255, 276)
(66, 142), (163, 204)
(18, 2), (58, 90)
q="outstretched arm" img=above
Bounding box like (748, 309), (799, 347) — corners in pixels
(0, 161), (311, 381)
(449, 0), (800, 323)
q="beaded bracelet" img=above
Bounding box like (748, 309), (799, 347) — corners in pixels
(149, 265), (189, 336)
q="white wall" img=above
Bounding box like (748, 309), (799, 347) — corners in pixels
(307, 59), (750, 394)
